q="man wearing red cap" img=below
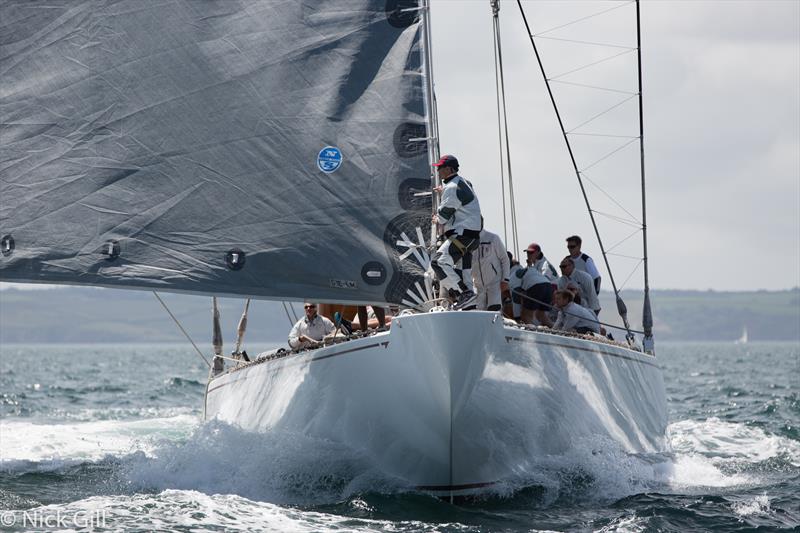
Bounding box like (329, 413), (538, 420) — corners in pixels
(525, 243), (558, 283)
(430, 154), (482, 310)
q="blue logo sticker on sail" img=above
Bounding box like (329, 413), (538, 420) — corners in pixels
(317, 146), (342, 173)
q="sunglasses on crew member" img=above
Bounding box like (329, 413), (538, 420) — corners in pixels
(567, 244), (578, 249)
(304, 305), (316, 309)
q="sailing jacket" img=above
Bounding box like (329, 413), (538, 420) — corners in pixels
(472, 230), (510, 289)
(554, 302), (601, 333)
(288, 314), (335, 349)
(518, 264), (550, 291)
(557, 269), (601, 312)
(570, 252), (602, 293)
(532, 255), (558, 283)
(437, 174), (482, 235)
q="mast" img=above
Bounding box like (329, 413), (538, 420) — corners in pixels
(636, 0), (654, 354)
(419, 0), (441, 216)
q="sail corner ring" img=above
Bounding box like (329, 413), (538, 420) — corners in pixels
(1, 235), (14, 257)
(225, 249), (246, 271)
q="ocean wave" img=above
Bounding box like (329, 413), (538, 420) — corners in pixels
(732, 493), (772, 517)
(0, 414), (200, 470)
(0, 490), (486, 533)
(669, 417), (800, 466)
(121, 420), (408, 506)
(2, 414), (798, 510)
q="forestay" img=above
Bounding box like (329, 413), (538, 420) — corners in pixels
(1, 0), (432, 305)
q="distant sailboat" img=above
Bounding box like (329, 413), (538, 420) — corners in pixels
(735, 326), (749, 344)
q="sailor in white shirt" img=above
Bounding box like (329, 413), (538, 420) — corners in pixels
(515, 256), (554, 327)
(566, 235), (601, 294)
(525, 242), (558, 283)
(288, 302), (335, 349)
(472, 229), (510, 311)
(553, 290), (601, 334)
(430, 154), (482, 310)
(557, 257), (601, 316)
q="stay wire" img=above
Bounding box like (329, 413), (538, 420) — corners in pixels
(534, 0), (634, 37)
(492, 1), (520, 254)
(152, 291), (211, 369)
(513, 288), (645, 337)
(516, 0), (633, 340)
(492, 8), (509, 248)
(281, 301), (295, 326)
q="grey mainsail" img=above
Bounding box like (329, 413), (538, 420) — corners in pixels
(1, 0), (432, 305)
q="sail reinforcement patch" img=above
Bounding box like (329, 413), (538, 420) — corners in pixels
(100, 240), (120, 261)
(361, 261), (387, 285)
(385, 0), (420, 28)
(225, 249), (246, 270)
(1, 235), (14, 257)
(393, 123), (427, 158)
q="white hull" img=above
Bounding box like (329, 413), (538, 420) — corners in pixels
(205, 311), (668, 495)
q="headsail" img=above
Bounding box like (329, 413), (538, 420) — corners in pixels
(1, 0), (432, 305)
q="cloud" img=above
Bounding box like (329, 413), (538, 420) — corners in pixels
(431, 0), (799, 290)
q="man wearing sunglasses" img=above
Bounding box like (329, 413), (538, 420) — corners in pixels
(557, 258), (601, 317)
(288, 303), (335, 349)
(566, 235), (601, 294)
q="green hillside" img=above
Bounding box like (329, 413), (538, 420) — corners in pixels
(1, 286), (798, 344)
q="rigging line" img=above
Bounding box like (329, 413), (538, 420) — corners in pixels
(535, 35), (636, 50)
(550, 79), (637, 95)
(152, 291), (211, 368)
(579, 136), (639, 173)
(590, 209), (642, 228)
(566, 94), (638, 134)
(492, 6), (509, 247)
(514, 288), (645, 336)
(581, 172), (642, 224)
(618, 259), (643, 291)
(493, 1), (520, 253)
(281, 301), (294, 326)
(568, 132), (639, 139)
(606, 252), (643, 260)
(548, 48), (636, 81)
(517, 0), (632, 339)
(533, 0), (634, 37)
(532, 0), (633, 37)
(606, 227), (644, 253)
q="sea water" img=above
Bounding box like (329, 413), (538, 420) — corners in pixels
(1, 342), (798, 532)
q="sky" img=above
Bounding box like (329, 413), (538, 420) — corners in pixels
(429, 0), (799, 291)
(1, 1), (798, 294)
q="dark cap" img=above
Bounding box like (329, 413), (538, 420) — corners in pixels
(525, 242), (541, 253)
(432, 154), (459, 169)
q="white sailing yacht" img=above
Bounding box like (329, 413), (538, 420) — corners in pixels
(735, 326), (749, 344)
(0, 0), (667, 498)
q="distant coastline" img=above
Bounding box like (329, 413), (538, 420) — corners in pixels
(1, 286), (798, 343)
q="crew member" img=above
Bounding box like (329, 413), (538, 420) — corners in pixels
(430, 154), (483, 310)
(553, 290), (601, 334)
(472, 229), (510, 311)
(566, 235), (601, 294)
(288, 302), (335, 349)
